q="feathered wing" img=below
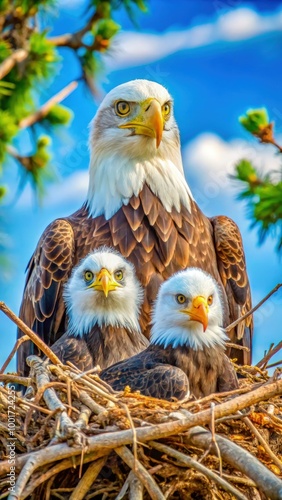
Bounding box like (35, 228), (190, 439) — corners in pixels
(100, 348), (189, 401)
(217, 354), (239, 393)
(211, 215), (253, 365)
(17, 218), (75, 377)
(50, 332), (94, 372)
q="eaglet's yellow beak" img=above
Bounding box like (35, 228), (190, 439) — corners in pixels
(87, 268), (122, 298)
(119, 98), (163, 148)
(181, 296), (209, 332)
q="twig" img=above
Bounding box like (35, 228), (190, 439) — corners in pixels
(184, 426), (282, 500)
(242, 415), (282, 472)
(18, 81), (78, 129)
(48, 12), (101, 49)
(225, 342), (250, 352)
(1, 379), (282, 480)
(226, 283), (282, 332)
(69, 456), (108, 500)
(0, 335), (29, 374)
(0, 302), (62, 366)
(266, 359), (282, 370)
(257, 340), (282, 369)
(0, 374), (31, 386)
(22, 451), (107, 499)
(0, 49), (28, 80)
(149, 441), (248, 500)
(115, 446), (164, 500)
(128, 471), (144, 500)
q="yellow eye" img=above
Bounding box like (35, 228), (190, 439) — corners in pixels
(207, 295), (213, 305)
(114, 270), (123, 281)
(84, 271), (94, 282)
(162, 102), (171, 117)
(176, 294), (186, 304)
(115, 101), (130, 116)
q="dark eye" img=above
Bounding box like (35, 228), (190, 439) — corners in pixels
(114, 270), (123, 281)
(115, 101), (130, 116)
(176, 294), (186, 304)
(162, 102), (171, 116)
(84, 271), (94, 282)
(207, 295), (213, 305)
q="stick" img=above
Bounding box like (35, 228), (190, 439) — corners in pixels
(242, 415), (282, 472)
(0, 335), (29, 373)
(149, 441), (248, 500)
(0, 49), (28, 79)
(226, 283), (282, 332)
(69, 455), (108, 500)
(184, 426), (282, 500)
(1, 378), (281, 476)
(115, 446), (164, 500)
(256, 340), (282, 369)
(0, 302), (62, 366)
(19, 81), (78, 129)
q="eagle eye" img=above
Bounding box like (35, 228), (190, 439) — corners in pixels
(207, 295), (213, 305)
(84, 270), (94, 282)
(176, 294), (186, 304)
(162, 102), (171, 117)
(114, 270), (123, 281)
(115, 101), (131, 116)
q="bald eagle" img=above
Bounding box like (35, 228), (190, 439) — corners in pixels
(101, 268), (239, 401)
(17, 79), (252, 377)
(48, 248), (148, 371)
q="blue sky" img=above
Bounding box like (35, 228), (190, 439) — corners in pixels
(1, 0), (282, 371)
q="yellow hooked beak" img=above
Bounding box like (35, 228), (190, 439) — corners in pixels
(87, 268), (122, 298)
(182, 296), (209, 332)
(119, 98), (163, 148)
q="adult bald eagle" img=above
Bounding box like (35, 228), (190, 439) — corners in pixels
(48, 248), (148, 371)
(17, 79), (252, 377)
(101, 268), (239, 401)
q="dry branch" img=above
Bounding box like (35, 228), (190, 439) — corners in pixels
(18, 81), (78, 129)
(0, 49), (28, 80)
(149, 440), (248, 500)
(226, 283), (282, 333)
(115, 446), (165, 500)
(0, 302), (61, 366)
(184, 426), (282, 500)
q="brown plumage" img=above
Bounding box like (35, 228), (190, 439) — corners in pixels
(101, 343), (238, 400)
(101, 268), (239, 401)
(50, 324), (148, 372)
(17, 80), (252, 377)
(43, 248), (148, 373)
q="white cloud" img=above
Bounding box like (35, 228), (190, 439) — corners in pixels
(106, 6), (282, 70)
(183, 132), (282, 207)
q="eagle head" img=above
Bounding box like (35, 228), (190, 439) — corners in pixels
(87, 79), (193, 219)
(64, 247), (143, 336)
(150, 268), (228, 351)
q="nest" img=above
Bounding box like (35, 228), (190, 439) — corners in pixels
(0, 301), (281, 500)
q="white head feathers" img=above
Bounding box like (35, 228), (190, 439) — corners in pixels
(151, 268), (228, 350)
(64, 247), (143, 336)
(87, 79), (193, 219)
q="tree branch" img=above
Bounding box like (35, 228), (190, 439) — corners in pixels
(0, 49), (28, 80)
(18, 80), (78, 129)
(0, 302), (61, 366)
(226, 283), (282, 333)
(149, 440), (248, 500)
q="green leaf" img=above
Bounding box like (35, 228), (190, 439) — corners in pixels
(239, 108), (269, 134)
(94, 19), (120, 40)
(0, 110), (18, 163)
(44, 104), (73, 126)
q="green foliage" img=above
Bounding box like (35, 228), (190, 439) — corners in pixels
(94, 19), (120, 41)
(44, 104), (73, 126)
(0, 111), (18, 163)
(239, 108), (269, 135)
(234, 156), (282, 252)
